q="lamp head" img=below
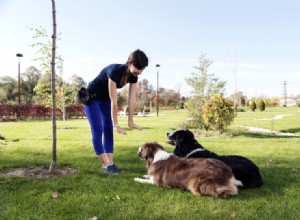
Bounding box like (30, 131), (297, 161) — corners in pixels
(155, 64), (160, 71)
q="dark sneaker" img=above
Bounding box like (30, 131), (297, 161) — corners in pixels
(102, 164), (123, 174)
(111, 164), (124, 173)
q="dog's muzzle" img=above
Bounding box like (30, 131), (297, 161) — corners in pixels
(166, 132), (176, 145)
(137, 147), (143, 159)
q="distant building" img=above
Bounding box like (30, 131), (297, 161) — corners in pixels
(230, 91), (247, 107)
(279, 98), (299, 107)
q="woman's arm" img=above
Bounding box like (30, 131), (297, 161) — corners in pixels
(108, 78), (127, 135)
(128, 83), (142, 130)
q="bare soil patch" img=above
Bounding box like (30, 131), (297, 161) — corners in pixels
(0, 166), (78, 179)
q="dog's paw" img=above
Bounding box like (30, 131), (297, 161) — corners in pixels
(134, 177), (142, 182)
(143, 175), (149, 179)
(134, 177), (153, 184)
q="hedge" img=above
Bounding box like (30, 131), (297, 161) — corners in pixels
(0, 104), (85, 121)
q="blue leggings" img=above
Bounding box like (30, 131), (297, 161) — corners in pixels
(84, 100), (113, 155)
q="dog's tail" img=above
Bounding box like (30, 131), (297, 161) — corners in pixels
(188, 176), (242, 198)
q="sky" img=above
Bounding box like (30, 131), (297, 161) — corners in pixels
(1, 0), (300, 98)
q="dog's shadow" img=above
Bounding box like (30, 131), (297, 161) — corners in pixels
(236, 165), (300, 199)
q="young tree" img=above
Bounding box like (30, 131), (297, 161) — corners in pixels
(49, 0), (57, 173)
(185, 54), (226, 129)
(29, 26), (64, 107)
(34, 72), (62, 105)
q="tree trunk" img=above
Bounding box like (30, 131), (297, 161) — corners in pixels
(49, 0), (57, 174)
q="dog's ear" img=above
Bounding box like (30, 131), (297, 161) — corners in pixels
(185, 130), (195, 139)
(175, 131), (186, 144)
(174, 130), (194, 144)
(140, 143), (151, 159)
(142, 142), (163, 159)
(139, 143), (148, 160)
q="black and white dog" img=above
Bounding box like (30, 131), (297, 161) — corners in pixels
(134, 142), (242, 198)
(167, 130), (263, 189)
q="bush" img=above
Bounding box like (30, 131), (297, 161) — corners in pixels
(257, 100), (266, 111)
(249, 100), (257, 111)
(202, 94), (236, 133)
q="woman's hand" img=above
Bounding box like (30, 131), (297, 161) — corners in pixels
(128, 121), (142, 130)
(113, 125), (127, 135)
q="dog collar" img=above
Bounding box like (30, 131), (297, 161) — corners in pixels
(186, 148), (205, 157)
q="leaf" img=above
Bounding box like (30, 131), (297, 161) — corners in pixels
(229, 211), (237, 218)
(51, 192), (58, 198)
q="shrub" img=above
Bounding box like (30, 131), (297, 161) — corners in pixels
(202, 93), (236, 133)
(257, 100), (266, 111)
(249, 100), (257, 111)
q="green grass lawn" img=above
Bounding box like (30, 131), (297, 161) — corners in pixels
(1, 107), (300, 220)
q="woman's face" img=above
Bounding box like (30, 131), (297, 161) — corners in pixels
(129, 64), (144, 77)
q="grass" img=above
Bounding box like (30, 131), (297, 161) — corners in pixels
(0, 107), (300, 219)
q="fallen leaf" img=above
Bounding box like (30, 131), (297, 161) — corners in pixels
(229, 211), (236, 218)
(51, 192), (58, 198)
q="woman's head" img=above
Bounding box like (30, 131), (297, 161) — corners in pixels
(127, 49), (148, 76)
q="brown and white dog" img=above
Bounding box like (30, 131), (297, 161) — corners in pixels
(134, 142), (242, 198)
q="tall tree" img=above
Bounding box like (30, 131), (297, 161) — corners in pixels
(21, 66), (41, 103)
(0, 76), (17, 103)
(136, 79), (154, 110)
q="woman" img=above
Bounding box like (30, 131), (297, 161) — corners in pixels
(84, 49), (149, 173)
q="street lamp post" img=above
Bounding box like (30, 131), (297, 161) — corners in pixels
(155, 64), (160, 116)
(16, 53), (23, 105)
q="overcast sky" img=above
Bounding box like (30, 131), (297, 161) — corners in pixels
(1, 0), (300, 98)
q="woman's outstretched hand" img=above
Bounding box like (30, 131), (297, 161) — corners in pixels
(113, 125), (127, 135)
